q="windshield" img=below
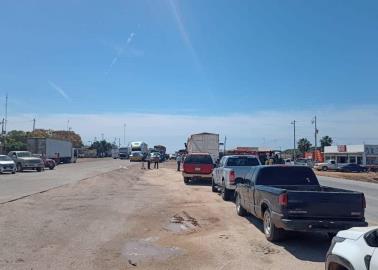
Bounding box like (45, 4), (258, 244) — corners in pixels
(226, 157), (260, 166)
(16, 152), (32, 158)
(184, 155), (213, 164)
(0, 156), (12, 161)
(256, 167), (319, 186)
(119, 148), (128, 152)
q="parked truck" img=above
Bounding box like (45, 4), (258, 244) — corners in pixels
(130, 141), (148, 161)
(186, 133), (219, 163)
(154, 145), (167, 161)
(119, 146), (130, 159)
(235, 165), (367, 242)
(314, 160), (338, 171)
(212, 155), (261, 201)
(27, 137), (78, 164)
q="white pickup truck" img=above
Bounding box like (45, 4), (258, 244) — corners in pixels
(212, 155), (261, 201)
(314, 160), (339, 171)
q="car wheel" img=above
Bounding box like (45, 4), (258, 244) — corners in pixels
(184, 177), (190, 184)
(235, 193), (247, 217)
(211, 178), (217, 192)
(12, 171), (16, 174)
(322, 166), (328, 171)
(17, 163), (23, 172)
(263, 209), (283, 242)
(221, 183), (232, 201)
(49, 166), (55, 170)
(37, 167), (42, 172)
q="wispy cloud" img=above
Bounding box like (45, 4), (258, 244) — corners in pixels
(48, 81), (71, 102)
(106, 32), (136, 75)
(167, 0), (201, 70)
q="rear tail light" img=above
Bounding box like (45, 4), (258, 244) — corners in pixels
(278, 193), (288, 206)
(229, 170), (236, 185)
(363, 195), (366, 209)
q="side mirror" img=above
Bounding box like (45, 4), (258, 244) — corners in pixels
(365, 230), (378, 247)
(235, 177), (245, 185)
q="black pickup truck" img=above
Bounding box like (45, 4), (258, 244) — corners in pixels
(235, 165), (367, 242)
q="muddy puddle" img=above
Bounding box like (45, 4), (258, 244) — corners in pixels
(164, 211), (200, 234)
(122, 238), (182, 265)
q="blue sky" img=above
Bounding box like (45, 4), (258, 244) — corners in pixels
(1, 0), (378, 150)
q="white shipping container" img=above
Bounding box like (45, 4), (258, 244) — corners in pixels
(187, 133), (219, 163)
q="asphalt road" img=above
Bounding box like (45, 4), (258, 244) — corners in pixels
(1, 159), (377, 225)
(0, 158), (130, 203)
(318, 175), (378, 225)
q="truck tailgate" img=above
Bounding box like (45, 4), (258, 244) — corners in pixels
(286, 191), (365, 219)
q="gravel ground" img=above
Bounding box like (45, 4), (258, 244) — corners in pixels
(0, 161), (327, 270)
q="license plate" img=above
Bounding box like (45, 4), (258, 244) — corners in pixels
(195, 167), (201, 171)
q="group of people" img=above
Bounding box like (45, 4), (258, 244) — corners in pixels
(141, 153), (160, 170)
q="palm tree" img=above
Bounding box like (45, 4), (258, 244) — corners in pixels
(320, 136), (333, 151)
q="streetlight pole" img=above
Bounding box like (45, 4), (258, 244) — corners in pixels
(291, 120), (296, 161)
(123, 124), (126, 146)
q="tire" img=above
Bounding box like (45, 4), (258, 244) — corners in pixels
(211, 178), (217, 192)
(263, 209), (283, 242)
(221, 182), (232, 201)
(322, 166), (328, 171)
(235, 193), (247, 217)
(12, 171), (16, 174)
(184, 177), (190, 184)
(49, 166), (55, 170)
(36, 167), (42, 172)
(17, 163), (23, 172)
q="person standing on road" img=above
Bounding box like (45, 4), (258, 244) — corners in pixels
(176, 155), (182, 171)
(154, 157), (159, 169)
(147, 154), (151, 170)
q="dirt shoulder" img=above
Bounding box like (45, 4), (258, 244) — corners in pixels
(314, 170), (378, 183)
(0, 161), (327, 270)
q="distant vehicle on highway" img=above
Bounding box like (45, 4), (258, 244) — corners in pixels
(0, 155), (16, 174)
(294, 158), (314, 167)
(182, 153), (214, 184)
(119, 146), (130, 159)
(8, 151), (44, 172)
(130, 151), (143, 162)
(130, 142), (148, 160)
(154, 145), (167, 161)
(235, 165), (367, 242)
(169, 153), (177, 160)
(314, 160), (339, 171)
(212, 155), (261, 201)
(326, 226), (378, 270)
(111, 148), (119, 159)
(337, 163), (367, 173)
(27, 137), (78, 164)
(32, 154), (56, 170)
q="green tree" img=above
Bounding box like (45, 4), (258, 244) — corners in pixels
(4, 130), (28, 152)
(320, 135), (333, 151)
(297, 138), (312, 156)
(90, 140), (112, 157)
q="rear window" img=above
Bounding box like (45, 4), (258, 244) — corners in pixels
(256, 167), (319, 186)
(226, 157), (260, 166)
(184, 155), (213, 164)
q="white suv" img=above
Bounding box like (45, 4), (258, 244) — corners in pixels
(326, 226), (378, 270)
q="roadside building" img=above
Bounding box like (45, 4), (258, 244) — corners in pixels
(324, 144), (378, 166)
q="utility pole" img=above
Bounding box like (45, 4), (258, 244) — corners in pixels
(123, 124), (126, 146)
(291, 120), (296, 161)
(224, 136), (227, 155)
(32, 118), (36, 131)
(118, 138), (121, 148)
(2, 94), (8, 154)
(67, 120), (70, 131)
(312, 116), (318, 161)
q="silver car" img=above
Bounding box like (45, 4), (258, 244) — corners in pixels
(0, 155), (16, 174)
